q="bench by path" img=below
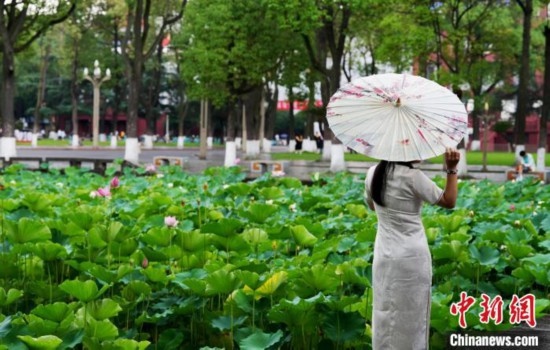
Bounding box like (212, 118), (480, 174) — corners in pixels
(0, 156), (138, 175)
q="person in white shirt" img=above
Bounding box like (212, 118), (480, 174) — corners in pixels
(516, 150), (535, 175)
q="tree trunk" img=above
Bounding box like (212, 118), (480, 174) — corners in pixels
(1, 43), (17, 159)
(514, 0), (532, 149)
(199, 99), (208, 159)
(264, 85), (277, 140)
(539, 23), (550, 172)
(70, 28), (80, 147)
(33, 42), (50, 138)
(224, 102), (237, 166)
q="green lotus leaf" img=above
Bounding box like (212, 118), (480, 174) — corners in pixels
(101, 338), (151, 350)
(121, 281), (152, 301)
(31, 302), (73, 323)
(176, 230), (208, 252)
(1, 198), (20, 211)
(201, 218), (242, 237)
(432, 240), (465, 261)
(448, 230), (471, 243)
(322, 310), (365, 342)
(211, 315), (248, 331)
(277, 177), (302, 188)
(505, 229), (531, 244)
(141, 246), (169, 262)
(205, 270), (239, 295)
(539, 240), (550, 252)
(524, 264), (550, 286)
(436, 214), (466, 234)
(17, 335), (62, 350)
(87, 227), (108, 248)
(84, 318), (118, 341)
(511, 267), (535, 284)
(0, 288), (23, 307)
(156, 328), (184, 350)
(28, 242), (67, 261)
(290, 225), (318, 247)
(211, 235), (250, 252)
(256, 271), (287, 297)
(161, 245), (183, 260)
(87, 298), (122, 320)
(268, 294), (324, 328)
(59, 280), (109, 302)
(469, 245), (500, 266)
(235, 271), (261, 290)
(5, 218), (51, 244)
(26, 314), (58, 336)
(21, 193), (54, 213)
(243, 203), (278, 224)
(346, 203), (368, 218)
(297, 265), (339, 295)
(259, 186), (284, 199)
(238, 329), (283, 350)
(522, 253), (550, 265)
(208, 210), (224, 220)
(113, 239), (139, 257)
(242, 228), (268, 245)
(105, 221), (124, 242)
(141, 267), (169, 284)
(506, 243), (534, 259)
(225, 183), (252, 196)
(141, 227), (173, 247)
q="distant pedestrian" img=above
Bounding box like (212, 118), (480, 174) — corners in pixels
(314, 132), (323, 153)
(295, 134), (303, 153)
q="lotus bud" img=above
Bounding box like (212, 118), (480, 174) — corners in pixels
(110, 177), (120, 188)
(142, 258), (149, 268)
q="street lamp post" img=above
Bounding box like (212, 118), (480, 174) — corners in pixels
(84, 60), (111, 147)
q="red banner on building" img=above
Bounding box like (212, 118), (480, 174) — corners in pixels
(277, 100), (323, 111)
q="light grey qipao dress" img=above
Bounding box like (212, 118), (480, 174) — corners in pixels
(365, 164), (443, 350)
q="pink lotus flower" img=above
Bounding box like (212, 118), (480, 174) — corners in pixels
(164, 216), (179, 227)
(146, 164), (157, 173)
(234, 158), (241, 165)
(96, 187), (111, 197)
(509, 204), (516, 211)
(110, 177), (120, 188)
(142, 258), (149, 268)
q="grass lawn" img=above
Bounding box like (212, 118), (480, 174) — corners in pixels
(272, 151), (544, 167)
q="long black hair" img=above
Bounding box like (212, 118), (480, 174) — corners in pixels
(371, 161), (413, 207)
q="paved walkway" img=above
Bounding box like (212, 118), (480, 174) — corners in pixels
(6, 145), (548, 183)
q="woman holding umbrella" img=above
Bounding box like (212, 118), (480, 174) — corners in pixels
(327, 73), (468, 349)
(364, 149), (459, 349)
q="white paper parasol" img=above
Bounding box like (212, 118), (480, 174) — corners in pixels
(326, 73), (468, 161)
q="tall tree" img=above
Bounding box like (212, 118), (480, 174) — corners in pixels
(118, 0), (186, 162)
(540, 5), (550, 171)
(180, 0), (292, 161)
(425, 0), (517, 148)
(0, 0), (76, 158)
(514, 0), (533, 153)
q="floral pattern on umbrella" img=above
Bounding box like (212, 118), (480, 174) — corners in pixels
(327, 73), (468, 161)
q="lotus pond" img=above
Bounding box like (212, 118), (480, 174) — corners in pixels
(0, 164), (548, 350)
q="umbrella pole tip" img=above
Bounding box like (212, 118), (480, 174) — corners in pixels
(395, 98), (401, 107)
